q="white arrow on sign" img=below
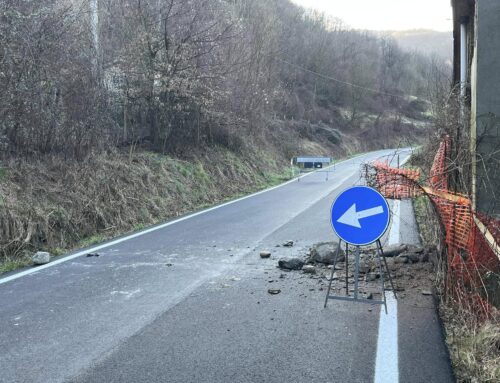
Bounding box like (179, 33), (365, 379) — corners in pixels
(337, 204), (384, 228)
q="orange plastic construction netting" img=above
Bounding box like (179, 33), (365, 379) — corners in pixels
(368, 137), (500, 318)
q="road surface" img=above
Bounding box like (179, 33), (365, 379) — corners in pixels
(0, 148), (454, 383)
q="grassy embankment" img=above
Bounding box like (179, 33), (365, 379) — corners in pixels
(0, 146), (298, 274)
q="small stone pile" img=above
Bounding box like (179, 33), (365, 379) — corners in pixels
(273, 241), (438, 280)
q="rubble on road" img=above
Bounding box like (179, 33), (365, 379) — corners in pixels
(365, 272), (379, 282)
(381, 243), (408, 257)
(260, 251), (271, 259)
(278, 258), (304, 270)
(266, 241), (441, 302)
(394, 255), (409, 264)
(309, 242), (345, 264)
(302, 265), (316, 274)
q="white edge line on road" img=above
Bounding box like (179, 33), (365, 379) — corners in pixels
(0, 152), (382, 286)
(374, 294), (399, 383)
(386, 150), (412, 245)
(374, 196), (401, 383)
(388, 200), (401, 245)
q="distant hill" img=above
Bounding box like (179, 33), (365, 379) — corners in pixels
(375, 30), (453, 63)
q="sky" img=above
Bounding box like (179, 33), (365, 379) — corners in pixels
(290, 0), (453, 32)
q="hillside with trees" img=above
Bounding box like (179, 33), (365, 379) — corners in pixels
(0, 0), (444, 266)
(375, 29), (453, 64)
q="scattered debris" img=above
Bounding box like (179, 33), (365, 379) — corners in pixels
(32, 251), (50, 265)
(302, 265), (316, 274)
(254, 241), (436, 308)
(358, 259), (373, 274)
(394, 255), (409, 264)
(382, 243), (408, 257)
(407, 245), (424, 254)
(278, 258), (304, 270)
(365, 272), (379, 282)
(385, 258), (397, 271)
(406, 252), (421, 263)
(329, 272), (339, 281)
(309, 242), (346, 264)
(260, 251), (271, 259)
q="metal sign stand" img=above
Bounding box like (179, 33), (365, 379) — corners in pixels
(324, 239), (397, 313)
(291, 156), (334, 182)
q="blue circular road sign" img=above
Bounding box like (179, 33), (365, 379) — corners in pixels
(331, 186), (390, 246)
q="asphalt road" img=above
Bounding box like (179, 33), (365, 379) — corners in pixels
(0, 148), (454, 383)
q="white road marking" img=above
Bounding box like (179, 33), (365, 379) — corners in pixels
(374, 294), (399, 383)
(374, 198), (401, 383)
(388, 200), (401, 245)
(0, 152), (382, 286)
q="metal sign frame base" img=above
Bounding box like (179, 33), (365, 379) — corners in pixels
(323, 239), (397, 314)
(297, 168), (334, 182)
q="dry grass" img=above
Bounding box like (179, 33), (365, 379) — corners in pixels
(441, 304), (500, 383)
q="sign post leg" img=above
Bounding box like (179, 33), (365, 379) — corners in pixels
(377, 240), (397, 299)
(345, 242), (349, 296)
(375, 245), (388, 314)
(353, 246), (361, 299)
(324, 240), (343, 308)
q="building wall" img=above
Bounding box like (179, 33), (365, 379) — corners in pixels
(472, 0), (500, 218)
(452, 0), (475, 86)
